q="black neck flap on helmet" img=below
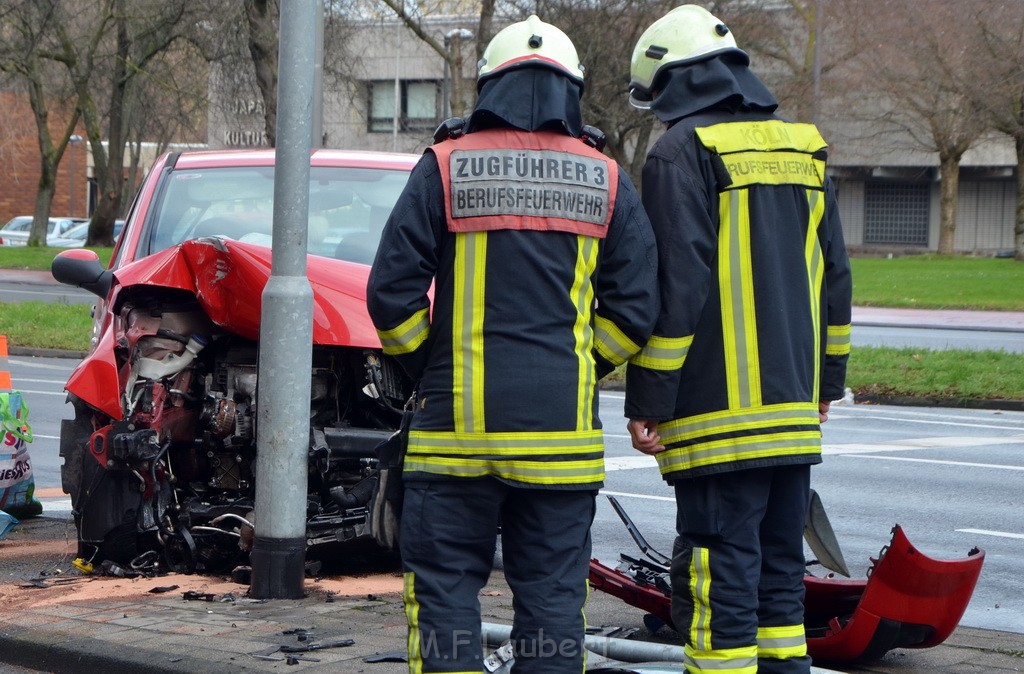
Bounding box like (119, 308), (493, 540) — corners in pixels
(467, 68), (584, 137)
(649, 53), (778, 125)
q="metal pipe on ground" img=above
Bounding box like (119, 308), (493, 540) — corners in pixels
(480, 622), (684, 664)
(480, 622), (847, 673)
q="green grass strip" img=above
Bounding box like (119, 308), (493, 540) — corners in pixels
(604, 344), (1024, 402)
(847, 346), (1024, 401)
(0, 301), (93, 351)
(0, 246), (113, 271)
(852, 255), (1024, 311)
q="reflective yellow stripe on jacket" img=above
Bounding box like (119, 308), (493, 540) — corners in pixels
(655, 403), (821, 475)
(630, 334), (691, 371)
(377, 308), (430, 356)
(405, 429), (605, 485)
(826, 324), (852, 356)
(594, 314), (640, 367)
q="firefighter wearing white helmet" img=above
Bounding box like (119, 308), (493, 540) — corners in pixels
(478, 14), (585, 86)
(628, 4), (747, 108)
(368, 12), (659, 674)
(624, 4), (852, 674)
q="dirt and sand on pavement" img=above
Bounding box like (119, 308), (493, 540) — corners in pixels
(0, 515), (405, 614)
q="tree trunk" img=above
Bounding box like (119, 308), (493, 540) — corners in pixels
(31, 183), (57, 246)
(244, 0), (278, 148)
(628, 118), (657, 189)
(476, 0), (495, 66)
(1015, 131), (1024, 262)
(936, 152), (961, 255)
(87, 6), (129, 247)
(449, 32), (468, 119)
(25, 73), (60, 247)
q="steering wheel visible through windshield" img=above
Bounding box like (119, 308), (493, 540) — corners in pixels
(143, 165), (410, 264)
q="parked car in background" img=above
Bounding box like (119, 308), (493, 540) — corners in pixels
(0, 215), (88, 246)
(49, 219), (126, 248)
(51, 148), (419, 574)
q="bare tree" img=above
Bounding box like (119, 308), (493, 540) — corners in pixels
(0, 0), (89, 246)
(1, 0), (210, 246)
(530, 1), (674, 184)
(72, 0), (201, 245)
(839, 0), (988, 254)
(714, 0), (854, 124)
(971, 1), (1024, 261)
(243, 0), (279, 146)
(375, 0), (496, 118)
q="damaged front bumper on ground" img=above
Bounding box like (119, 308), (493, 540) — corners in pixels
(588, 498), (985, 666)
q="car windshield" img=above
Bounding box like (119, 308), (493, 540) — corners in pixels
(145, 165), (410, 264)
(61, 222), (90, 240)
(1, 217), (70, 235)
(3, 217), (34, 233)
(61, 220), (123, 241)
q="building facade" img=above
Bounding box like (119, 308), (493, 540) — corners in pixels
(207, 16), (1019, 256)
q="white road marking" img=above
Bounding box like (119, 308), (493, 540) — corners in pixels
(831, 414), (1024, 432)
(604, 456), (658, 472)
(0, 288), (74, 297)
(824, 434), (1024, 455)
(600, 490), (675, 503)
(37, 497), (73, 516)
(7, 388), (66, 396)
(846, 455), (1024, 471)
(9, 377), (70, 384)
(9, 358), (78, 371)
(955, 528), (1024, 540)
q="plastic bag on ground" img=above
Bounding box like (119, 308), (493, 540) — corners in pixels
(1, 391), (42, 519)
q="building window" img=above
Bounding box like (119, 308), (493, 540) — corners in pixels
(864, 182), (929, 246)
(368, 80), (440, 133)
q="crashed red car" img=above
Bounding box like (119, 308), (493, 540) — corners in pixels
(51, 148), (419, 573)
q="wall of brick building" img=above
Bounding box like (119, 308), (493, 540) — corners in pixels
(0, 90), (87, 227)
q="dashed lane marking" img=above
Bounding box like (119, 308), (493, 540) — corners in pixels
(955, 528), (1024, 540)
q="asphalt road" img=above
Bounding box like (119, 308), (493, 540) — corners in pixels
(0, 280), (94, 305)
(855, 324), (1024, 353)
(7, 354), (1024, 636)
(8, 277), (1024, 354)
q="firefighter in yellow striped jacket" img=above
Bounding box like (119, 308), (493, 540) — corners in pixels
(367, 15), (659, 674)
(624, 6), (852, 674)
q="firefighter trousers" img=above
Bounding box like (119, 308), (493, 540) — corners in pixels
(399, 478), (597, 673)
(670, 464), (812, 674)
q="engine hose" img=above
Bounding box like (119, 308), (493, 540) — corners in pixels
(156, 328), (190, 344)
(149, 441), (177, 539)
(163, 525), (197, 574)
(366, 358), (404, 415)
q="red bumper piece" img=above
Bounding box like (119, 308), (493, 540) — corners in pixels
(588, 525), (985, 664)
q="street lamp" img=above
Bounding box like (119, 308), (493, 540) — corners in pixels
(69, 134), (84, 216)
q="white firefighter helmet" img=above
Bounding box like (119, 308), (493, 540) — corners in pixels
(478, 15), (585, 87)
(628, 4), (747, 108)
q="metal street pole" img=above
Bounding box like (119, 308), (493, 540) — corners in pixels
(250, 0), (317, 599)
(312, 0), (324, 148)
(812, 0), (824, 125)
(69, 135), (83, 216)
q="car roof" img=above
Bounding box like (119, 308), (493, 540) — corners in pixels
(169, 148), (421, 172)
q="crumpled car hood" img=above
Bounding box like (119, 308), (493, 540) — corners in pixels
(113, 238), (379, 347)
(67, 238), (382, 420)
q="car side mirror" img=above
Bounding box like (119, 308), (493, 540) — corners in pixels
(51, 249), (113, 298)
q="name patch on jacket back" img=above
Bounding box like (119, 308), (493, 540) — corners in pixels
(449, 148), (610, 226)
